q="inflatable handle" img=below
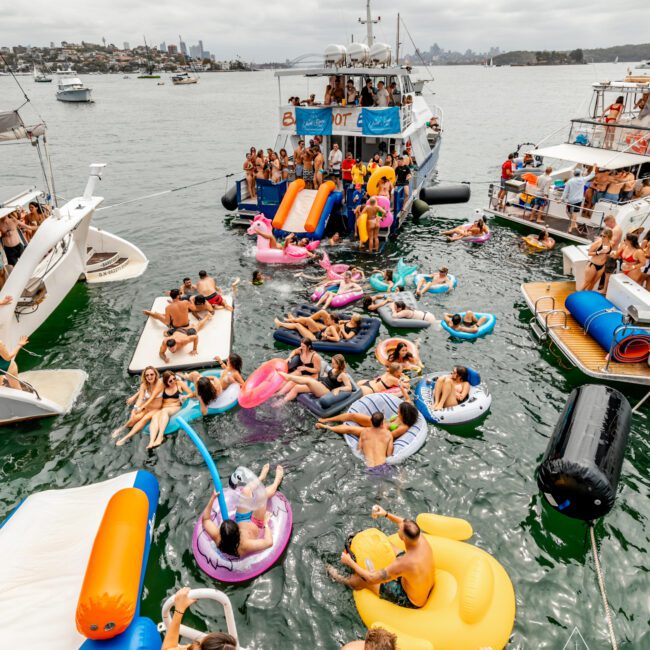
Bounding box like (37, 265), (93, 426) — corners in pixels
(177, 417), (229, 521)
(416, 513), (473, 541)
(76, 488), (148, 640)
(161, 588), (242, 646)
(370, 622), (434, 650)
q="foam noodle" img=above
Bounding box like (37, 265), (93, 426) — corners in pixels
(75, 488), (148, 640)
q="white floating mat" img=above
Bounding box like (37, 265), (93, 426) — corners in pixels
(128, 295), (233, 374)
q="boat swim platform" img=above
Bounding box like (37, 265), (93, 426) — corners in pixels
(128, 295), (233, 375)
(521, 281), (650, 386)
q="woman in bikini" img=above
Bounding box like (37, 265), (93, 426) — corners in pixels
(432, 366), (470, 410)
(443, 218), (488, 242)
(603, 95), (625, 147)
(358, 363), (410, 397)
(316, 400), (420, 439)
(182, 354), (244, 416)
(147, 371), (192, 449)
(279, 354), (352, 403)
(363, 295), (392, 312)
(580, 228), (613, 291)
(201, 464), (284, 559)
(276, 338), (322, 398)
(111, 366), (162, 441)
(339, 313), (363, 340)
(279, 148), (290, 180)
(274, 312), (341, 342)
(614, 233), (646, 284)
(363, 197), (382, 254)
(243, 153), (256, 199)
(0, 334), (28, 391)
(390, 301), (440, 326)
(269, 151), (282, 183)
(383, 341), (422, 372)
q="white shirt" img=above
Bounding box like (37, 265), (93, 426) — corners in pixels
(329, 149), (343, 170)
(562, 171), (595, 205)
(536, 174), (552, 197)
(376, 88), (389, 107)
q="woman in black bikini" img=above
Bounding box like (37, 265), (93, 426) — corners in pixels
(277, 339), (323, 398)
(339, 314), (363, 340)
(359, 363), (409, 397)
(279, 354), (352, 403)
(147, 371), (192, 449)
(580, 228), (613, 291)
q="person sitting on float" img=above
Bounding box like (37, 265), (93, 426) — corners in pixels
(415, 266), (454, 297)
(431, 366), (470, 410)
(363, 294), (395, 312)
(315, 271), (363, 309)
(442, 218), (488, 242)
(381, 340), (422, 372)
(274, 312), (342, 342)
(341, 627), (398, 650)
(201, 464), (284, 559)
(339, 313), (363, 340)
(442, 311), (487, 333)
(279, 353), (352, 403)
(327, 505), (436, 609)
(389, 301), (440, 327)
(276, 338), (323, 400)
(358, 363), (410, 397)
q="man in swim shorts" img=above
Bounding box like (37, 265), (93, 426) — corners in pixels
(144, 289), (197, 330)
(316, 411), (393, 468)
(178, 276), (198, 299)
(196, 270), (234, 312)
(327, 505), (436, 609)
(159, 314), (211, 362)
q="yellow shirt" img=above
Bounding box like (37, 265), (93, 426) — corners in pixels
(352, 164), (367, 185)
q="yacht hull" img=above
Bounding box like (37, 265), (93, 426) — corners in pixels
(56, 89), (92, 102)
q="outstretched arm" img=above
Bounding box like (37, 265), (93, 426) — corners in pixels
(201, 492), (221, 542)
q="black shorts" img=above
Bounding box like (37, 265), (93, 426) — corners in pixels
(4, 242), (25, 267)
(567, 202), (582, 213)
(330, 169), (341, 178)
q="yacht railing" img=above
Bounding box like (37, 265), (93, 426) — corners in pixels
(0, 368), (41, 399)
(568, 119), (650, 156)
(422, 94), (444, 131)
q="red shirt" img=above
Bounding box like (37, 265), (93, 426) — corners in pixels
(342, 158), (354, 181)
(501, 159), (513, 180)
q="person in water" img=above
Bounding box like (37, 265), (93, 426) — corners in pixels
(159, 314), (212, 362)
(525, 228), (555, 250)
(182, 354), (245, 415)
(431, 366), (470, 410)
(414, 267), (453, 297)
(317, 401), (419, 441)
(315, 271), (363, 309)
(202, 464), (284, 558)
(327, 505), (436, 609)
(178, 277), (198, 299)
(360, 197), (383, 253)
(162, 587), (238, 650)
(252, 270), (268, 285)
(279, 353), (352, 403)
(148, 371), (193, 449)
(341, 627), (397, 650)
(358, 363), (410, 397)
(382, 341), (422, 372)
(144, 289), (198, 329)
(372, 268), (395, 291)
(443, 311), (487, 333)
(442, 218), (488, 242)
(362, 295), (393, 312)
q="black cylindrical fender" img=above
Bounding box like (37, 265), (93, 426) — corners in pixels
(221, 185), (238, 211)
(419, 184), (471, 206)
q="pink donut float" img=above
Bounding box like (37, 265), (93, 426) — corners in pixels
(192, 488), (293, 583)
(238, 358), (288, 408)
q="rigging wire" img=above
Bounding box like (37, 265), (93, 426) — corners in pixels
(399, 18), (435, 82)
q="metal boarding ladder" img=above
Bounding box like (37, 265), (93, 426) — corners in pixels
(0, 369), (41, 399)
(529, 295), (569, 341)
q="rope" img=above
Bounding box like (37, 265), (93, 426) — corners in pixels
(589, 523), (618, 650)
(96, 172), (235, 211)
(399, 18), (435, 83)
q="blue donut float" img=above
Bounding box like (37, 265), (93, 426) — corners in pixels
(441, 312), (496, 340)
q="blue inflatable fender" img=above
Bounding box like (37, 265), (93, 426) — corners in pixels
(80, 616), (161, 650)
(440, 312), (496, 340)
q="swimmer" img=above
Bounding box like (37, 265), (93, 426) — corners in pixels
(526, 228), (555, 250)
(201, 464), (284, 558)
(252, 270), (268, 285)
(443, 311), (487, 333)
(328, 232), (341, 246)
(415, 267), (453, 297)
(327, 505), (436, 609)
(431, 366), (470, 410)
(196, 270), (235, 311)
(317, 400), (419, 440)
(372, 269), (394, 291)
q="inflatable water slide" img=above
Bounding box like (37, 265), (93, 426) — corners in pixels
(272, 179), (342, 240)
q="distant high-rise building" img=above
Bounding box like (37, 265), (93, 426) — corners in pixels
(179, 41), (187, 56)
(189, 45), (201, 59)
(123, 42), (130, 51)
(50, 41), (55, 49)
(198, 40), (204, 57)
(159, 42), (166, 52)
(168, 44), (178, 55)
(202, 50), (210, 60)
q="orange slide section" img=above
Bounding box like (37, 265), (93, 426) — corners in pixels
(305, 181), (335, 233)
(76, 488), (149, 640)
(272, 179), (305, 229)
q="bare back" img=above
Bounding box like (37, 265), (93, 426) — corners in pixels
(358, 426), (393, 467)
(389, 537), (436, 607)
(196, 276), (217, 296)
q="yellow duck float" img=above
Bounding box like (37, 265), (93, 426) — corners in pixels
(349, 512), (516, 650)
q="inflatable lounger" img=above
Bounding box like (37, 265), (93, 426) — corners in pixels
(128, 295), (233, 374)
(296, 365), (363, 418)
(344, 393), (428, 464)
(273, 305), (381, 354)
(377, 292), (431, 330)
(566, 290), (650, 363)
(0, 471), (160, 650)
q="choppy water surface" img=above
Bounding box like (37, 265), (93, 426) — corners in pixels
(1, 63), (648, 649)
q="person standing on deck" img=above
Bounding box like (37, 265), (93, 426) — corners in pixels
(562, 166), (597, 234)
(328, 143), (343, 190)
(497, 153), (515, 211)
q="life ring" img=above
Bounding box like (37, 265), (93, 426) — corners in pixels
(414, 370), (491, 424)
(375, 338), (421, 369)
(367, 166), (396, 196)
(349, 513), (516, 650)
(238, 358), (288, 408)
(441, 313), (496, 341)
(343, 393), (428, 464)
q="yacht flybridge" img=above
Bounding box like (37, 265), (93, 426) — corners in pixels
(0, 109), (148, 424)
(221, 3), (467, 242)
(484, 76), (650, 244)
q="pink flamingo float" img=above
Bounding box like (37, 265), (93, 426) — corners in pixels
(247, 214), (319, 264)
(319, 251), (363, 281)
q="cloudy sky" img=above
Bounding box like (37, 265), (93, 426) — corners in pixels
(2, 0), (648, 60)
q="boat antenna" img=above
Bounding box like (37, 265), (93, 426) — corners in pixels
(358, 0), (380, 46)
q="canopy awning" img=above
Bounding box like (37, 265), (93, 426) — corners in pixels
(533, 143), (647, 170)
(0, 110), (46, 142)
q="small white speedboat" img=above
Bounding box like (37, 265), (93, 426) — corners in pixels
(0, 369), (86, 425)
(56, 77), (92, 102)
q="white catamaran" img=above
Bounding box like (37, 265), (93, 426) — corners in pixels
(0, 109), (148, 424)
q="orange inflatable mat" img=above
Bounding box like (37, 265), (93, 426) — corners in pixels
(75, 488), (149, 640)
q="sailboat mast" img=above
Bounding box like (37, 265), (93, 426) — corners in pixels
(358, 0), (378, 46)
(395, 13), (400, 64)
(143, 35), (153, 74)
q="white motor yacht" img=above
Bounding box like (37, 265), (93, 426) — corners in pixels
(637, 60), (650, 70)
(56, 77), (92, 103)
(484, 75), (650, 244)
(0, 109), (148, 424)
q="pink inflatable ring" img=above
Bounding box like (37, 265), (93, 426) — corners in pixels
(238, 358), (288, 408)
